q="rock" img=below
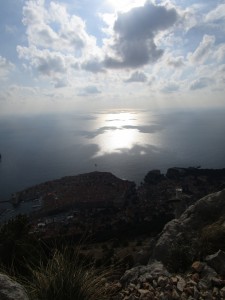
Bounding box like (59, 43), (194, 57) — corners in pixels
(152, 189), (225, 265)
(177, 277), (186, 292)
(120, 266), (141, 285)
(157, 276), (168, 287)
(205, 250), (225, 276)
(134, 248), (151, 266)
(211, 277), (225, 287)
(0, 273), (29, 300)
(220, 286), (225, 298)
(191, 261), (204, 273)
(191, 273), (199, 283)
(172, 289), (180, 299)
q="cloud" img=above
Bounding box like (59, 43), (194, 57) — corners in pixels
(167, 56), (184, 68)
(104, 1), (178, 69)
(78, 85), (101, 96)
(161, 83), (179, 93)
(17, 46), (69, 76)
(125, 71), (148, 82)
(0, 56), (14, 79)
(190, 77), (212, 90)
(206, 4), (225, 22)
(17, 0), (101, 86)
(81, 59), (105, 73)
(22, 0), (96, 54)
(189, 35), (215, 64)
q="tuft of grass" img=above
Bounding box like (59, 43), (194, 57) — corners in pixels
(24, 248), (113, 300)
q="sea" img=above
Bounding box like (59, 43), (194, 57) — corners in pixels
(0, 108), (225, 209)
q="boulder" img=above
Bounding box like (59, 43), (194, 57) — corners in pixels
(0, 273), (29, 300)
(152, 189), (225, 265)
(120, 260), (170, 286)
(205, 250), (225, 276)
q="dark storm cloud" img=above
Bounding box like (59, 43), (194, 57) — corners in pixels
(104, 2), (178, 69)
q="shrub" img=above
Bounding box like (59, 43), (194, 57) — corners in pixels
(166, 236), (196, 273)
(0, 215), (44, 276)
(200, 218), (225, 256)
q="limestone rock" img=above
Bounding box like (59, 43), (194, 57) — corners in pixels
(205, 250), (225, 276)
(0, 273), (29, 300)
(153, 189), (225, 265)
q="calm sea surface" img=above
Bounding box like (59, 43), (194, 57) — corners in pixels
(1, 108), (225, 202)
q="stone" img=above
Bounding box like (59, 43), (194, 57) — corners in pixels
(191, 261), (204, 273)
(211, 277), (225, 287)
(157, 276), (168, 287)
(152, 189), (225, 265)
(172, 289), (180, 299)
(205, 250), (225, 276)
(191, 273), (199, 283)
(220, 286), (225, 298)
(0, 273), (29, 300)
(120, 266), (141, 285)
(193, 286), (200, 299)
(171, 276), (178, 284)
(212, 287), (219, 296)
(177, 277), (186, 292)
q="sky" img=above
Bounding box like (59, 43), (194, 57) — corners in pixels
(0, 0), (225, 115)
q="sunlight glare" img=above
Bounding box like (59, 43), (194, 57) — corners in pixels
(106, 0), (145, 13)
(93, 111), (147, 156)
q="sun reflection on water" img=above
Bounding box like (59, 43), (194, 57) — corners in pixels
(91, 111), (156, 156)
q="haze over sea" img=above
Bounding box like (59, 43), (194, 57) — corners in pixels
(1, 108), (225, 201)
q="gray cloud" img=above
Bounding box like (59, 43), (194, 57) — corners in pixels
(78, 85), (101, 96)
(167, 56), (184, 68)
(125, 71), (148, 82)
(104, 2), (178, 69)
(161, 83), (179, 93)
(81, 59), (105, 73)
(190, 77), (212, 90)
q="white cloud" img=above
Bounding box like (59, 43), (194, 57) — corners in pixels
(22, 0), (98, 54)
(189, 35), (215, 64)
(206, 4), (225, 22)
(17, 0), (102, 87)
(0, 56), (15, 79)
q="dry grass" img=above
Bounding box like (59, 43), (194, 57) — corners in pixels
(24, 248), (113, 300)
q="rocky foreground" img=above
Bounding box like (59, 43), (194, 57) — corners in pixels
(109, 189), (225, 300)
(0, 183), (225, 299)
(110, 257), (225, 300)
